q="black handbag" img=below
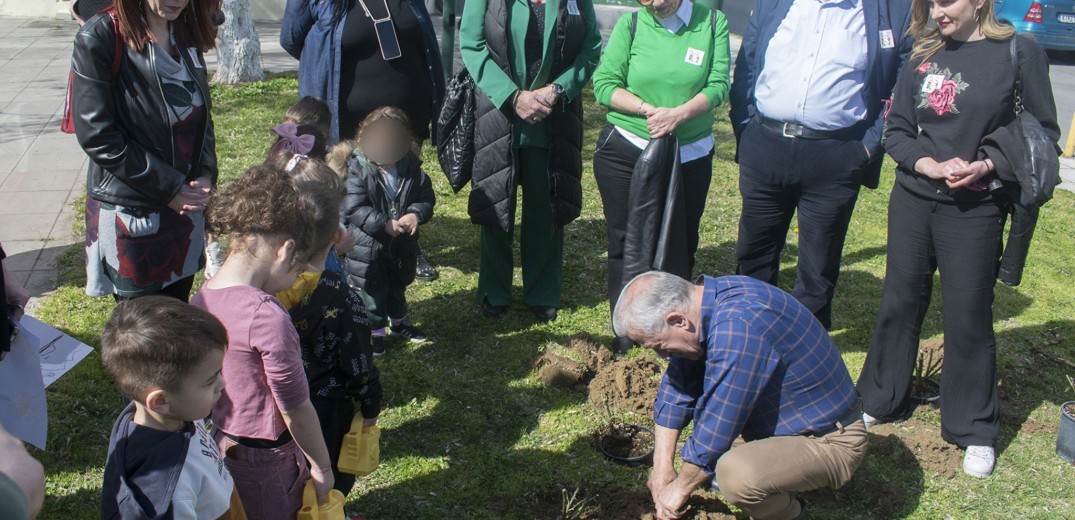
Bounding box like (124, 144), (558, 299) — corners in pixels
(996, 36), (1061, 286)
(436, 68), (477, 193)
(1008, 35), (1061, 208)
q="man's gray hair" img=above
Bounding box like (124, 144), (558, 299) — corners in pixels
(612, 271), (694, 338)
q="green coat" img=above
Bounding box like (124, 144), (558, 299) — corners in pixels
(459, 0), (602, 147)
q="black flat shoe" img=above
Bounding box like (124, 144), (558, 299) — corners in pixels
(482, 298), (507, 319)
(530, 306), (558, 323)
(415, 249), (439, 282)
(612, 336), (634, 356)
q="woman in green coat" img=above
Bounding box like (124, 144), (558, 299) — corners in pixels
(459, 0), (602, 323)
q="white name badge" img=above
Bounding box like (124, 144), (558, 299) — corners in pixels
(879, 29), (895, 49)
(922, 73), (944, 93)
(567, 0), (580, 15)
(685, 47), (705, 66)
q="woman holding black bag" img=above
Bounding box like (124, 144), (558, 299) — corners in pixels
(856, 0), (1059, 479)
(590, 0), (729, 354)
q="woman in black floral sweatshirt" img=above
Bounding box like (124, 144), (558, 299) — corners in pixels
(857, 0), (1058, 480)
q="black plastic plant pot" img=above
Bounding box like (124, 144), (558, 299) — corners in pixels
(1057, 401), (1075, 464)
(910, 378), (941, 408)
(598, 424), (655, 467)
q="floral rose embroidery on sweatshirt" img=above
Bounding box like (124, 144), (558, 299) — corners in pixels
(916, 62), (969, 116)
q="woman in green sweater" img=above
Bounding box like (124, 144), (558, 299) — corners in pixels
(591, 0), (729, 354)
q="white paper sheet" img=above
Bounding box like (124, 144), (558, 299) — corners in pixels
(0, 321), (49, 449)
(21, 316), (94, 388)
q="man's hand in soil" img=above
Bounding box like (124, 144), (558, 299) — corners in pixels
(648, 465), (676, 515)
(650, 424), (682, 518)
(656, 462), (710, 520)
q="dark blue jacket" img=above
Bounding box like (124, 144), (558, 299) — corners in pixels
(280, 0), (446, 143)
(729, 0), (912, 188)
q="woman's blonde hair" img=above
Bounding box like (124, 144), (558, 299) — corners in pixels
(908, 0), (1015, 63)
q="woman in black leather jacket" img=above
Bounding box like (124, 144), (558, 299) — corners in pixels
(71, 0), (219, 301)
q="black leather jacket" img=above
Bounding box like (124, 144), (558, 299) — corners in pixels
(71, 13), (216, 209)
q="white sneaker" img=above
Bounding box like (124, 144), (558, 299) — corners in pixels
(963, 445), (995, 478)
(862, 412), (878, 429)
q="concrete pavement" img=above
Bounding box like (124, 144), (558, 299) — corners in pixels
(0, 13), (1069, 312)
(0, 16), (86, 311)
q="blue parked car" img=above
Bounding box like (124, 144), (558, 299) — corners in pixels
(996, 0), (1075, 51)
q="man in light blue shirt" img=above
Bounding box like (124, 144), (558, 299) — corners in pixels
(729, 0), (912, 330)
(754, 0), (868, 131)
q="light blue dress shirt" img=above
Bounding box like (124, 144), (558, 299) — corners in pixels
(754, 0), (868, 131)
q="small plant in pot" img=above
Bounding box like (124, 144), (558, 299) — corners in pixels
(594, 399), (655, 467)
(911, 350), (942, 407)
(1057, 375), (1075, 464)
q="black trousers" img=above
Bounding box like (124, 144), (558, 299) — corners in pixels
(736, 117), (869, 329)
(593, 124), (713, 315)
(310, 396), (358, 494)
(858, 184), (1006, 447)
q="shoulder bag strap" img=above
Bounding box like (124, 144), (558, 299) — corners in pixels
(1010, 35), (1022, 115)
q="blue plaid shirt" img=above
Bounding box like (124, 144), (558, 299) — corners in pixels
(653, 276), (858, 473)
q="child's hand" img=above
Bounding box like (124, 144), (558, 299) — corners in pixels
(383, 220), (403, 237)
(398, 213), (419, 236)
(310, 465), (335, 504)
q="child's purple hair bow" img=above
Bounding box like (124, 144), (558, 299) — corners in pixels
(270, 122), (316, 155)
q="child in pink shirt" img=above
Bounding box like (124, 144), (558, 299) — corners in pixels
(191, 165), (334, 518)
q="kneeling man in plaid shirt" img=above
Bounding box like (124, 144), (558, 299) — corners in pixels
(614, 272), (866, 520)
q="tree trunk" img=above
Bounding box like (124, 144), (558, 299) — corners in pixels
(213, 0), (265, 84)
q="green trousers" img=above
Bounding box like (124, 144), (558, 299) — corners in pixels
(478, 147), (564, 308)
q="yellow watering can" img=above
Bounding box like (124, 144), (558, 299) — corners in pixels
(337, 414), (380, 476)
(297, 480), (346, 520)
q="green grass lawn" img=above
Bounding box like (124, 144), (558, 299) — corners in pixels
(30, 75), (1075, 518)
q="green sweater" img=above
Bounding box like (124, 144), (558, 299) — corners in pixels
(592, 5), (730, 143)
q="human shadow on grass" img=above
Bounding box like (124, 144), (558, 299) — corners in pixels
(802, 431), (926, 519)
(360, 329), (609, 518)
(993, 319), (1075, 456)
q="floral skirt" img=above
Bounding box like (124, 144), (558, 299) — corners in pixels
(85, 196), (205, 298)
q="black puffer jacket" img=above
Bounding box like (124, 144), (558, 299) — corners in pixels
(341, 152), (436, 290)
(72, 13), (216, 209)
(468, 0), (586, 231)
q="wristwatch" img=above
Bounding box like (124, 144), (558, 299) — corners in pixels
(551, 83), (564, 98)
